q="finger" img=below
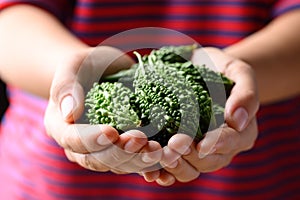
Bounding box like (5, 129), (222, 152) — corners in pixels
(212, 119), (258, 154)
(49, 47), (134, 124)
(181, 139), (202, 165)
(48, 123), (119, 153)
(49, 51), (89, 123)
(160, 146), (181, 168)
(141, 170), (161, 183)
(197, 128), (221, 158)
(180, 139), (231, 173)
(224, 59), (259, 131)
(81, 130), (147, 172)
(65, 150), (110, 172)
(120, 130), (148, 153)
(110, 169), (130, 175)
(165, 133), (232, 177)
(139, 141), (162, 165)
(197, 119), (257, 157)
(192, 48), (259, 132)
(192, 153), (233, 173)
(116, 140), (162, 173)
(164, 157), (200, 183)
(65, 146), (131, 173)
(64, 149), (76, 162)
(167, 134), (193, 156)
(184, 121), (257, 173)
(156, 170), (176, 187)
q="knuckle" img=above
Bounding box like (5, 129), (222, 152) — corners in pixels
(50, 79), (74, 103)
(81, 154), (108, 172)
(59, 130), (86, 153)
(110, 149), (123, 163)
(244, 89), (258, 104)
(110, 146), (131, 165)
(215, 130), (239, 154)
(59, 135), (73, 151)
(244, 89), (259, 113)
(249, 90), (258, 101)
(165, 159), (200, 183)
(82, 154), (96, 170)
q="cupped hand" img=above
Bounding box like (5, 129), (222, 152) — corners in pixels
(143, 47), (259, 186)
(44, 46), (162, 174)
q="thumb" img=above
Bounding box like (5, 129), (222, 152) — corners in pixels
(223, 60), (259, 132)
(51, 80), (85, 123)
(59, 84), (85, 123)
(49, 53), (87, 123)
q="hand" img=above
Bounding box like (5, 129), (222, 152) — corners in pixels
(44, 46), (162, 174)
(142, 47), (259, 186)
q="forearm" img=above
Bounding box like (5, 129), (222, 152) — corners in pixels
(225, 9), (300, 104)
(0, 5), (89, 98)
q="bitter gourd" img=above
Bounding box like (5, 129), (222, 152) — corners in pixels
(85, 82), (141, 131)
(85, 45), (235, 146)
(133, 52), (202, 146)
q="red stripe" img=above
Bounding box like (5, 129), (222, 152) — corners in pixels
(232, 132), (300, 167)
(257, 95), (300, 118)
(75, 4), (267, 17)
(274, 0), (300, 14)
(77, 34), (241, 48)
(72, 20), (258, 33)
(2, 0), (300, 199)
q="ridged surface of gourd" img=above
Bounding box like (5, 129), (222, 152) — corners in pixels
(85, 45), (235, 146)
(85, 82), (141, 131)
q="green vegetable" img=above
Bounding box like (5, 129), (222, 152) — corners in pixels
(85, 82), (141, 131)
(146, 43), (197, 64)
(133, 52), (202, 146)
(85, 45), (235, 146)
(197, 64), (235, 99)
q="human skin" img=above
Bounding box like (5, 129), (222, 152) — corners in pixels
(156, 9), (300, 185)
(0, 5), (299, 186)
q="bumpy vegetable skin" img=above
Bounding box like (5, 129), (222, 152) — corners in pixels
(85, 82), (141, 131)
(85, 45), (235, 146)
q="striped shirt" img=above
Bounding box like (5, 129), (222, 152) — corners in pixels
(1, 0), (300, 199)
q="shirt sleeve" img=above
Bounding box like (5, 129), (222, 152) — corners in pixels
(0, 0), (72, 22)
(272, 0), (300, 17)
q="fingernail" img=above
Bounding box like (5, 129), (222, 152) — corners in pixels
(61, 95), (75, 119)
(233, 107), (248, 131)
(176, 145), (191, 156)
(124, 140), (140, 152)
(97, 134), (112, 146)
